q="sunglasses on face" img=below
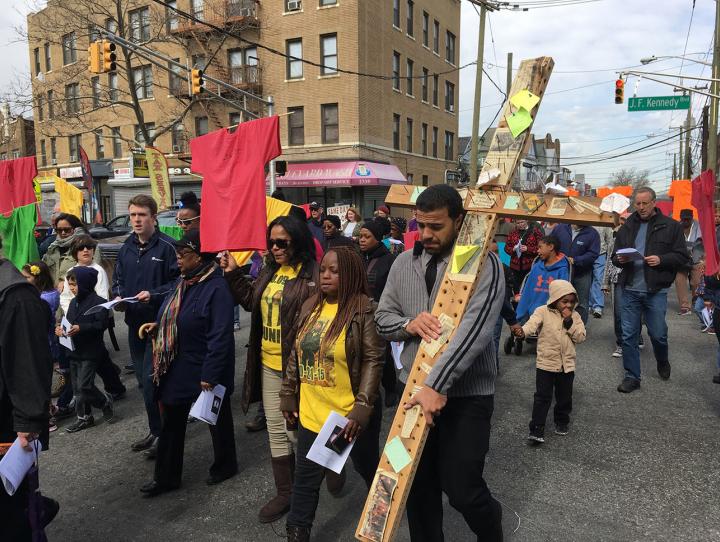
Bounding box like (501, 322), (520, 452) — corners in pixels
(176, 249), (196, 258)
(176, 216), (200, 226)
(56, 227), (73, 234)
(77, 245), (94, 251)
(268, 238), (290, 250)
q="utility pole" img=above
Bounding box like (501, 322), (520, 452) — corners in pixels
(679, 126), (684, 179)
(709, 0), (720, 185)
(506, 52), (513, 96)
(469, 2), (493, 186)
(673, 153), (677, 180)
(702, 105), (709, 171)
(685, 102), (692, 179)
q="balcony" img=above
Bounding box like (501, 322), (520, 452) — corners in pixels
(172, 0), (260, 34)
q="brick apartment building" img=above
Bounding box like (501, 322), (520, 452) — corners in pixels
(0, 106), (35, 162)
(28, 0), (460, 220)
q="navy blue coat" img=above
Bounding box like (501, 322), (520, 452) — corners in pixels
(155, 267), (235, 405)
(112, 230), (179, 328)
(66, 291), (109, 361)
(553, 224), (600, 275)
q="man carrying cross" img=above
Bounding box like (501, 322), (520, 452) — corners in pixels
(375, 185), (504, 541)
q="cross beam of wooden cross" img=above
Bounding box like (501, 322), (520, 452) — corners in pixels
(355, 56), (570, 542)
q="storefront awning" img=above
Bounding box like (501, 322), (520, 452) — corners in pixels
(273, 161), (408, 188)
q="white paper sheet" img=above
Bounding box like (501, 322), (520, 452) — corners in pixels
(189, 384), (226, 425)
(59, 316), (74, 351)
(616, 248), (644, 261)
(0, 438), (38, 496)
(600, 193), (631, 214)
(702, 307), (714, 331)
(306, 411), (355, 474)
(84, 296), (140, 315)
(390, 342), (404, 370)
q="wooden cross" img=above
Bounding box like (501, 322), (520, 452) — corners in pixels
(355, 56), (615, 542)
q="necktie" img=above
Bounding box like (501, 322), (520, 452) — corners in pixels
(425, 255), (438, 297)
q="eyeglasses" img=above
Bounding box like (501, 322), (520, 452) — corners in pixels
(56, 227), (73, 234)
(176, 249), (196, 258)
(268, 238), (290, 250)
(176, 216), (200, 226)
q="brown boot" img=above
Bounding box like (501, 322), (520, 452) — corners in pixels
(258, 454), (294, 523)
(286, 525), (311, 541)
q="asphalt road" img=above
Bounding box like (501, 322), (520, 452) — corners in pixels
(41, 297), (720, 542)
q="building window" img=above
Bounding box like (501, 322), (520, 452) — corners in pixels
(406, 0), (414, 36)
(444, 131), (454, 161)
(446, 31), (456, 64)
(62, 32), (77, 65)
(421, 67), (428, 102)
(286, 39), (303, 79)
(406, 118), (413, 152)
(393, 0), (400, 28)
(192, 54), (206, 70)
(393, 114), (400, 150)
(112, 128), (122, 158)
(421, 123), (427, 156)
(320, 0), (337, 6)
(432, 126), (438, 158)
(105, 18), (117, 33)
(44, 42), (51, 71)
(229, 113), (241, 126)
(320, 34), (337, 75)
(37, 95), (44, 122)
(392, 51), (401, 90)
(108, 73), (119, 102)
(68, 134), (80, 161)
(288, 106), (304, 146)
(407, 173), (413, 184)
(88, 24), (101, 43)
(172, 123), (186, 151)
(169, 59), (183, 95)
(129, 7), (151, 42)
(132, 65), (153, 99)
(195, 116), (209, 136)
(33, 48), (41, 75)
(135, 123), (156, 146)
(422, 174), (428, 186)
(406, 58), (414, 96)
(65, 83), (80, 114)
(321, 103), (339, 144)
(95, 129), (105, 159)
(166, 1), (178, 31)
(432, 74), (438, 106)
(445, 81), (455, 112)
(192, 0), (204, 20)
(40, 140), (47, 166)
(432, 20), (439, 54)
(91, 76), (101, 107)
(422, 11), (429, 47)
(47, 90), (54, 119)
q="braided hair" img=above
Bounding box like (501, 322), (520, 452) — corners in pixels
(300, 246), (369, 362)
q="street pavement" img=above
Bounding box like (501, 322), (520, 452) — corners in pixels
(42, 297), (720, 542)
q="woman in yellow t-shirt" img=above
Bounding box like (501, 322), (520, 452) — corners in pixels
(280, 247), (385, 541)
(222, 215), (319, 523)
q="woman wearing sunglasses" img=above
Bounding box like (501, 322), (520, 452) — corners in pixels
(280, 247), (384, 542)
(43, 213), (102, 291)
(176, 191), (201, 233)
(221, 215), (318, 523)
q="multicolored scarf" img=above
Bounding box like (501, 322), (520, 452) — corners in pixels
(152, 262), (216, 384)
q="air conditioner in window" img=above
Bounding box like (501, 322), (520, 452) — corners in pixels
(70, 154), (78, 161)
(51, 158), (57, 165)
(287, 0), (301, 11)
(449, 104), (455, 113)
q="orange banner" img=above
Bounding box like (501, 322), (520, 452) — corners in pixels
(145, 146), (172, 211)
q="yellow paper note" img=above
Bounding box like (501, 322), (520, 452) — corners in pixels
(384, 436), (412, 473)
(505, 108), (533, 138)
(510, 89), (540, 112)
(451, 245), (480, 274)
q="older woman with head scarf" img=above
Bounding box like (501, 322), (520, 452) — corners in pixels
(139, 229), (237, 497)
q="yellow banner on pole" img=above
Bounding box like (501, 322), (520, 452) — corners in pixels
(145, 147), (172, 211)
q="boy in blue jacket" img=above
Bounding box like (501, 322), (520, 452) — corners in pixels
(56, 266), (113, 433)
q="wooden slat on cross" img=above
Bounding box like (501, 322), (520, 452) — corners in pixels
(355, 56), (615, 542)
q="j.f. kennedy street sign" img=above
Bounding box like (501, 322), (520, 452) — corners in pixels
(628, 95), (691, 112)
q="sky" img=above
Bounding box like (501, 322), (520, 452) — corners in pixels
(0, 0), (715, 194)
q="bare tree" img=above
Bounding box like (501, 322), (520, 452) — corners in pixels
(611, 168), (651, 190)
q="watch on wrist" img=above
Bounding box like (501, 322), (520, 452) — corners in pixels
(402, 319), (412, 330)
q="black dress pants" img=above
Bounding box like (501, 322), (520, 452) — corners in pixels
(406, 395), (502, 542)
(530, 368), (575, 432)
(155, 395), (237, 488)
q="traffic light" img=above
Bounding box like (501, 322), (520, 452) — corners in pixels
(88, 41), (102, 73)
(615, 79), (625, 104)
(102, 40), (117, 72)
(191, 68), (204, 96)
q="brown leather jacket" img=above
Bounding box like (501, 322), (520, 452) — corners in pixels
(279, 294), (385, 429)
(226, 259), (319, 413)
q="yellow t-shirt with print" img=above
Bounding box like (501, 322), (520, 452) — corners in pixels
(297, 301), (354, 433)
(260, 265), (298, 371)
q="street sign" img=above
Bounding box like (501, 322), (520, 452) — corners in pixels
(628, 95), (690, 112)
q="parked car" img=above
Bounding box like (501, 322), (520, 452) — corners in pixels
(97, 209), (179, 263)
(89, 214), (132, 239)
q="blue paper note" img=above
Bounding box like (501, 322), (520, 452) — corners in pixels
(384, 436), (412, 473)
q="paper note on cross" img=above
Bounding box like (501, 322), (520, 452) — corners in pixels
(410, 186), (426, 204)
(384, 437), (412, 473)
(510, 89), (541, 112)
(451, 245), (480, 274)
(506, 108), (533, 138)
